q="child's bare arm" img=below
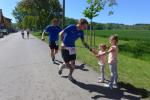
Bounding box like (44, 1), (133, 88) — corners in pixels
(98, 52), (107, 56)
(106, 47), (114, 54)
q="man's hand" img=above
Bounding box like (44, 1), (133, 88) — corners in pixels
(83, 42), (92, 52)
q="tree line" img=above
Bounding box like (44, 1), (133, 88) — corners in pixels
(64, 17), (150, 30)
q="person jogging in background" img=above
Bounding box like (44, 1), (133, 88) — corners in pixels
(58, 18), (92, 83)
(26, 28), (30, 39)
(21, 29), (24, 39)
(41, 18), (62, 63)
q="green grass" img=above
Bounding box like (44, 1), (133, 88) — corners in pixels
(32, 30), (150, 98)
(93, 30), (150, 41)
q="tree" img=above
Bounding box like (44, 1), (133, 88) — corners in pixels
(12, 0), (62, 31)
(65, 17), (78, 27)
(83, 0), (117, 47)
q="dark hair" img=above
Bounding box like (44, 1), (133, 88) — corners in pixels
(109, 34), (118, 43)
(78, 18), (88, 25)
(51, 18), (58, 23)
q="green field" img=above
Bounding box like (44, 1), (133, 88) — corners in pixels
(33, 30), (150, 98)
(94, 30), (150, 41)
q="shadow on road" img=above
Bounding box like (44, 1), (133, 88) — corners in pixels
(61, 76), (68, 78)
(73, 80), (149, 100)
(53, 61), (60, 65)
(75, 64), (89, 71)
(118, 82), (150, 99)
(54, 60), (89, 72)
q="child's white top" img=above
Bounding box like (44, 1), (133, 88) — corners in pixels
(108, 45), (118, 64)
(98, 50), (106, 65)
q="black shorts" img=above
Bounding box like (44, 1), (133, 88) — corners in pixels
(61, 49), (76, 63)
(49, 41), (59, 50)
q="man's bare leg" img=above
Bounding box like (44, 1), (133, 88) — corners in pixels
(51, 49), (55, 61)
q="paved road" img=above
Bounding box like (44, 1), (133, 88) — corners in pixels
(0, 33), (142, 100)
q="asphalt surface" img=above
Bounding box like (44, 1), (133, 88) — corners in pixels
(0, 32), (142, 100)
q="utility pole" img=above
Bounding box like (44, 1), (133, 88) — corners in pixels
(62, 0), (65, 28)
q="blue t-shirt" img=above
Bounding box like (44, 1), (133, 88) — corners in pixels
(63, 24), (84, 47)
(45, 25), (62, 41)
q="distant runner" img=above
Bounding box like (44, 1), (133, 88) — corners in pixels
(26, 28), (30, 39)
(21, 29), (24, 39)
(58, 18), (92, 82)
(41, 18), (62, 62)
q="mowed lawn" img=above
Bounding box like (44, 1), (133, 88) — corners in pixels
(33, 30), (150, 98)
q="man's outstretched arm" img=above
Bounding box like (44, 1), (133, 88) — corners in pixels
(41, 31), (46, 41)
(81, 39), (92, 52)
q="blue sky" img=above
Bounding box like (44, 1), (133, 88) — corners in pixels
(0, 0), (150, 25)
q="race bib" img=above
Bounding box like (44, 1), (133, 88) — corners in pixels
(68, 47), (76, 55)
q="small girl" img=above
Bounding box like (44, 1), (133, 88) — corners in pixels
(92, 44), (107, 83)
(104, 34), (119, 89)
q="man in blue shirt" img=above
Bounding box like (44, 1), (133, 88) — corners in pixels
(58, 18), (91, 82)
(42, 18), (62, 62)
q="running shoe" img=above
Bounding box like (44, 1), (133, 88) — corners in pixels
(104, 83), (113, 89)
(58, 63), (65, 75)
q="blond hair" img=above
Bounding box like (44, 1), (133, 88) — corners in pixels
(109, 34), (118, 44)
(99, 44), (107, 50)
